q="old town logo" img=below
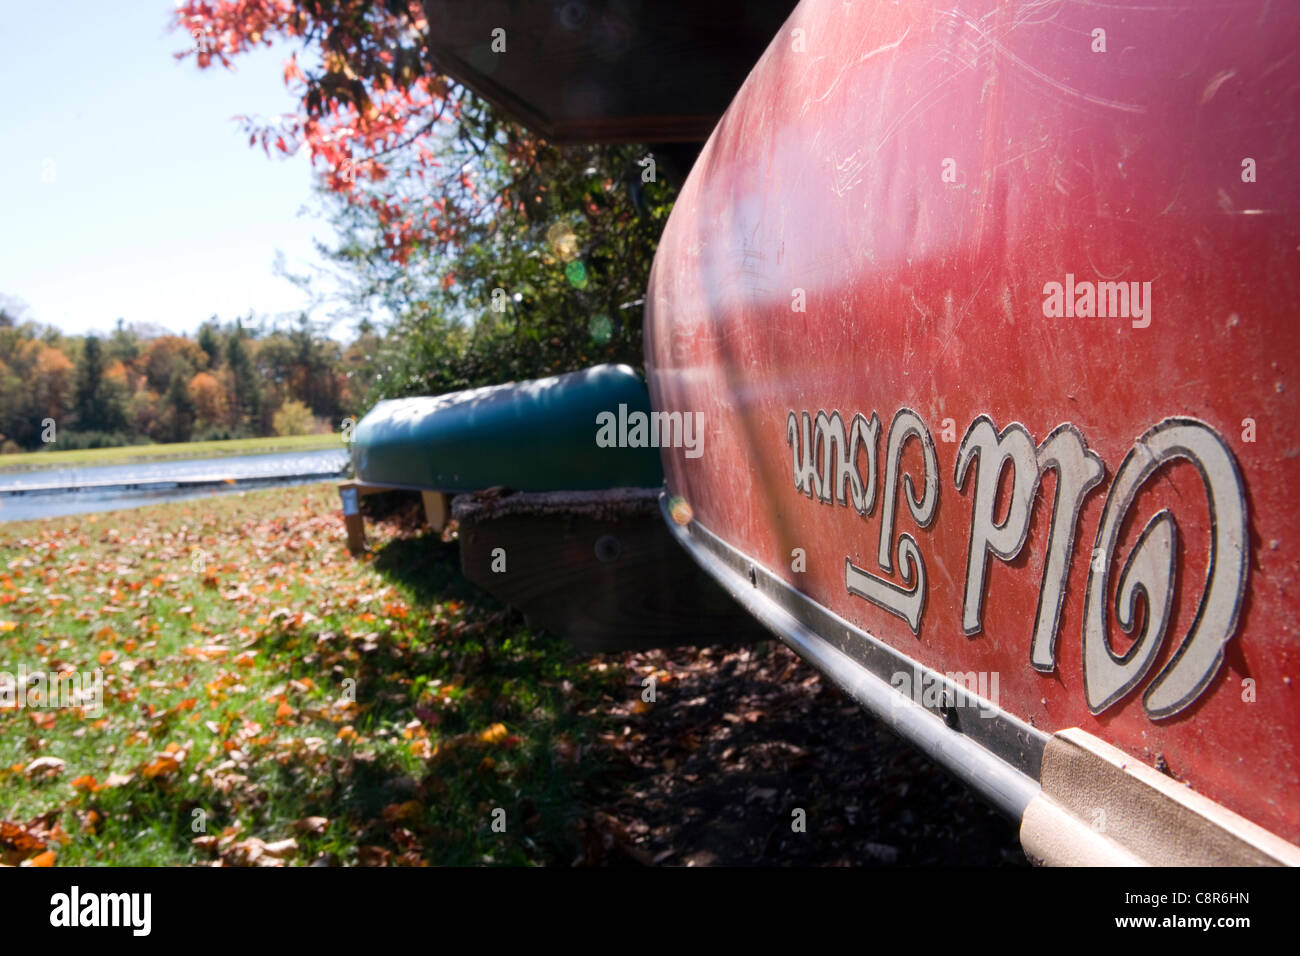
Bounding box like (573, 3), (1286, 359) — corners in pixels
(785, 409), (1247, 720)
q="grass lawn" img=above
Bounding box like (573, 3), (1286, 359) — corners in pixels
(0, 434), (342, 473)
(0, 485), (627, 866)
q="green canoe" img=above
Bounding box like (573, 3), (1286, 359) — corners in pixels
(350, 363), (664, 492)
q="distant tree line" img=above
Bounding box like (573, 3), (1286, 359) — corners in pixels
(0, 307), (379, 452)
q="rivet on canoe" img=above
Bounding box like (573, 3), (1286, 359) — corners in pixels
(594, 534), (623, 563)
(748, 565), (757, 587)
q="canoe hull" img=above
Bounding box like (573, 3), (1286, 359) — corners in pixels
(351, 364), (663, 492)
(645, 0), (1300, 849)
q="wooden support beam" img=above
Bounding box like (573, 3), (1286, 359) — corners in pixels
(421, 490), (449, 533)
(338, 480), (413, 554)
(454, 487), (766, 653)
(338, 481), (368, 554)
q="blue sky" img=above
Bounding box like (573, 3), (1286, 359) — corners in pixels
(0, 3), (341, 337)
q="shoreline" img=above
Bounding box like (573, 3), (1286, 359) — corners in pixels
(0, 433), (343, 474)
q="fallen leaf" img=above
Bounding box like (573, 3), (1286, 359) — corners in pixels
(140, 754), (181, 779)
(357, 845), (392, 866)
(24, 757), (66, 780)
(478, 722), (509, 745)
(381, 801), (422, 824)
(261, 837), (297, 859)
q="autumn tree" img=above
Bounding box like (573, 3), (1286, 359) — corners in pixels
(174, 1), (678, 403)
(189, 371), (230, 428)
(161, 370), (198, 443)
(107, 319), (140, 366)
(74, 335), (105, 423)
(175, 1), (497, 263)
(72, 335), (129, 434)
(225, 324), (263, 432)
(197, 321), (223, 370)
(141, 336), (207, 393)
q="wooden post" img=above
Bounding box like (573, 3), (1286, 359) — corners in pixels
(339, 481), (366, 554)
(421, 490), (449, 533)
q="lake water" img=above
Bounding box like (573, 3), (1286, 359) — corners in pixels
(0, 449), (348, 524)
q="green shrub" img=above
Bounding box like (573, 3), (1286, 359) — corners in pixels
(272, 399), (314, 436)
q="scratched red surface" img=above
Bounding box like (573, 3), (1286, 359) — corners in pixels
(645, 0), (1300, 842)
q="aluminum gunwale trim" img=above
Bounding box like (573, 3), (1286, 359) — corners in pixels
(659, 492), (1045, 820)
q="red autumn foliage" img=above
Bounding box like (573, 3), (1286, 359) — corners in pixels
(173, 1), (540, 263)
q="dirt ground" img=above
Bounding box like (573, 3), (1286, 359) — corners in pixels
(572, 641), (1028, 867)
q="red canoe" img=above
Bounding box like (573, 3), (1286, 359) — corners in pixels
(645, 0), (1300, 863)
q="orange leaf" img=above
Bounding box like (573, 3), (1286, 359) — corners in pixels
(141, 754), (180, 779)
(478, 723), (508, 745)
(380, 801), (422, 824)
